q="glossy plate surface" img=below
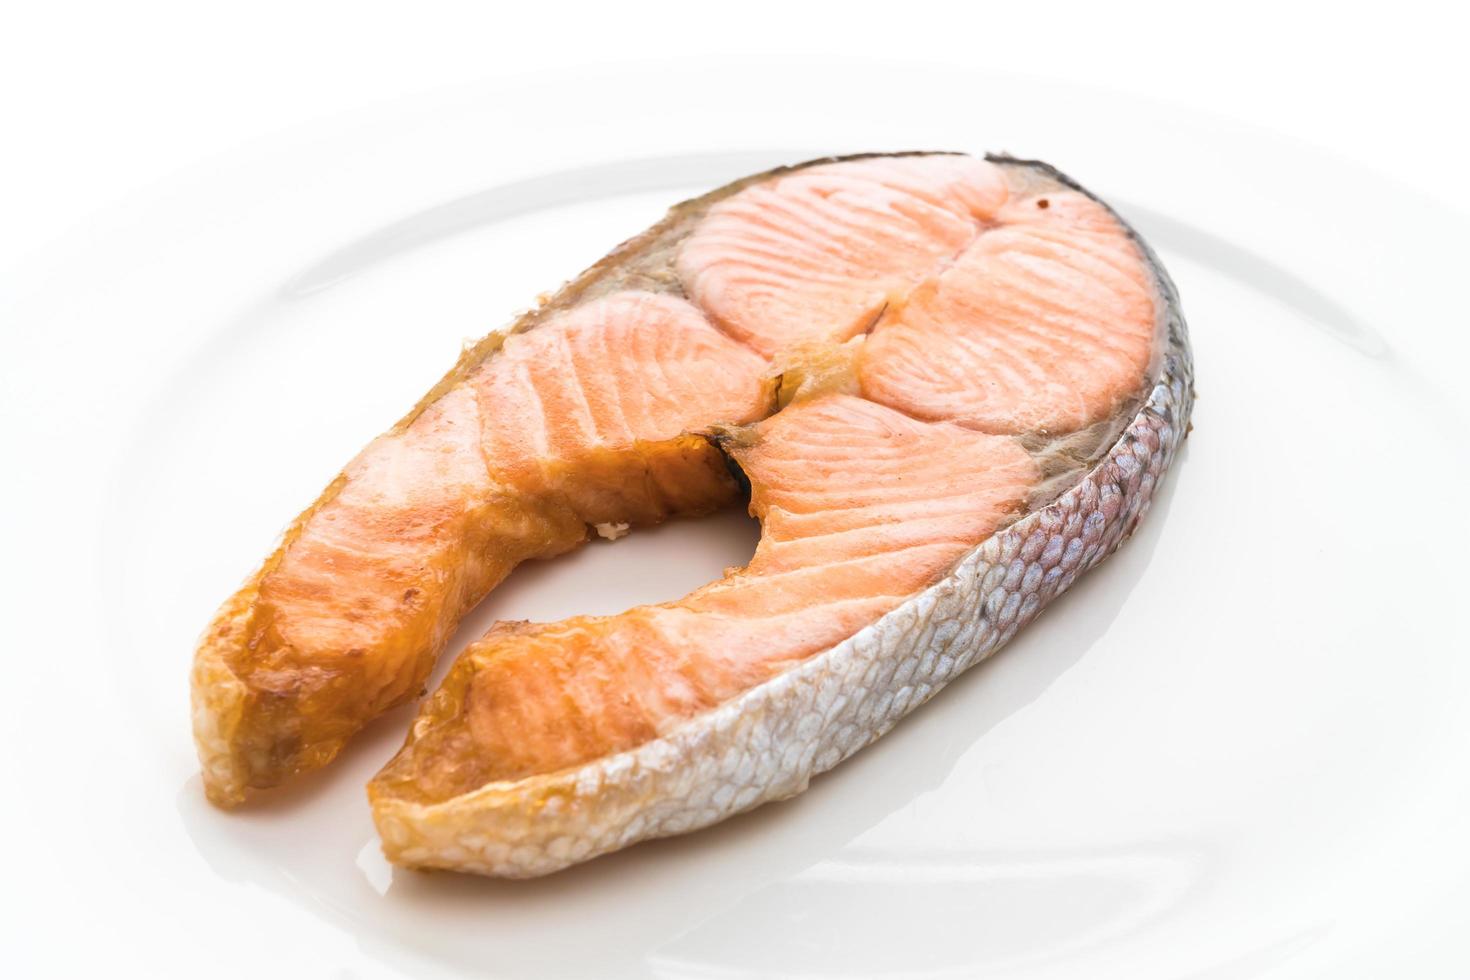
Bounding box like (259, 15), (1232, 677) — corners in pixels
(6, 63), (1468, 978)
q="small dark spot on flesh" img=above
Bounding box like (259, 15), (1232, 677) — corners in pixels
(1037, 198), (1050, 209)
(403, 587), (420, 603)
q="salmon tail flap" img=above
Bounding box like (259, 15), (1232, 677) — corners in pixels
(192, 152), (1193, 875)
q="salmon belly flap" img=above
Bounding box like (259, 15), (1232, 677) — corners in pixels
(367, 154), (1161, 817)
(193, 291), (773, 804)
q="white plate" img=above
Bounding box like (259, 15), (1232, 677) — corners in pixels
(5, 63), (1469, 978)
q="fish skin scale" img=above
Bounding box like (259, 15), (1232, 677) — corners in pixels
(368, 171), (1193, 873)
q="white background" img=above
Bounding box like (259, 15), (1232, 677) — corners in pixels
(4, 0), (1469, 274)
(3, 3), (1468, 978)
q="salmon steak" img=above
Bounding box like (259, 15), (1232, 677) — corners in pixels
(191, 152), (1193, 877)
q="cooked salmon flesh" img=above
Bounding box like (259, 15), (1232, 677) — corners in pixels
(192, 152), (1189, 880)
